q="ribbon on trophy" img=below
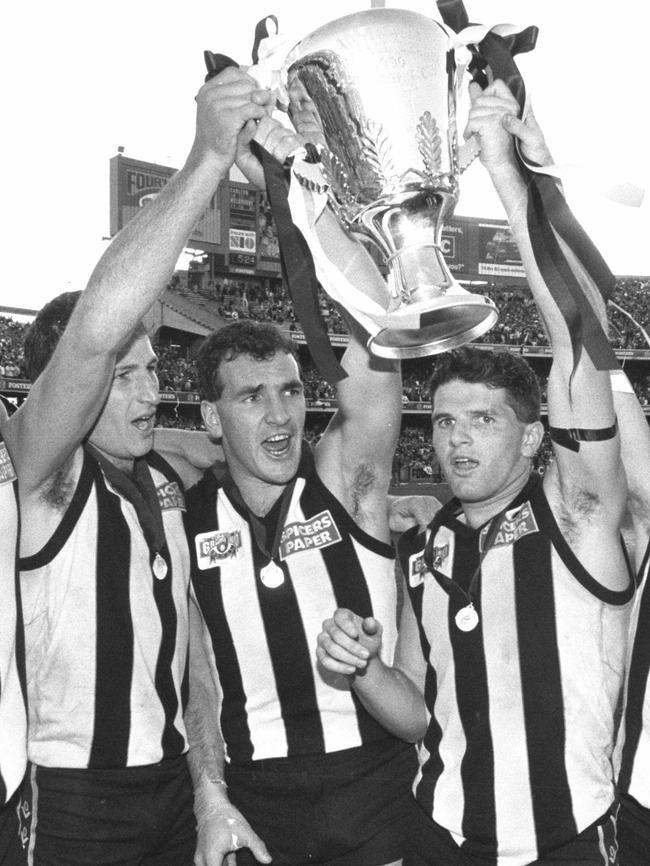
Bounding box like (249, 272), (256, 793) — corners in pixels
(436, 0), (620, 372)
(204, 25), (348, 384)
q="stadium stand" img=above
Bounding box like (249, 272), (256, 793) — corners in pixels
(3, 276), (650, 486)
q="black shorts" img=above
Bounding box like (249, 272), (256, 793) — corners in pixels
(618, 792), (650, 866)
(405, 798), (620, 865)
(0, 787), (28, 865)
(19, 755), (195, 866)
(226, 738), (417, 866)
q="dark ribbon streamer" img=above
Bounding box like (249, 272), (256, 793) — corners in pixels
(549, 421), (618, 453)
(204, 31), (347, 384)
(436, 0), (618, 372)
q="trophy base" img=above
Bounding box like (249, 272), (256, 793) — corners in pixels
(368, 295), (498, 360)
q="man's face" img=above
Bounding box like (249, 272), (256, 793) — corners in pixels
(431, 379), (539, 507)
(202, 351), (306, 500)
(88, 333), (160, 473)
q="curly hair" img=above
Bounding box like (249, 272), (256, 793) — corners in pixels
(197, 320), (301, 401)
(429, 345), (541, 423)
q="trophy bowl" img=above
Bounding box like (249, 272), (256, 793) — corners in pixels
(284, 8), (498, 358)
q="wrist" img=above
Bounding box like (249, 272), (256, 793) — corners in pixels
(182, 141), (232, 182)
(194, 778), (231, 825)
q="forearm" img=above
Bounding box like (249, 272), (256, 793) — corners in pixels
(352, 657), (427, 742)
(77, 151), (229, 355)
(186, 674), (232, 825)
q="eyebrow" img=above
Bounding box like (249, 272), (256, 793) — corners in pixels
(232, 378), (303, 399)
(431, 407), (497, 421)
(115, 356), (158, 374)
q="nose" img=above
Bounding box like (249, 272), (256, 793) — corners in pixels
(138, 371), (160, 407)
(449, 420), (472, 447)
(265, 393), (290, 426)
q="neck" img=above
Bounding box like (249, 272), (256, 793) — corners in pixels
(234, 477), (288, 518)
(460, 470), (531, 529)
(87, 442), (135, 477)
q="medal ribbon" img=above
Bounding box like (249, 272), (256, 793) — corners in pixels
(424, 503), (509, 612)
(86, 444), (167, 565)
(222, 473), (298, 570)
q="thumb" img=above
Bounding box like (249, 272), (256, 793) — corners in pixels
(502, 114), (535, 147)
(523, 104), (543, 136)
(248, 833), (272, 864)
(361, 617), (380, 637)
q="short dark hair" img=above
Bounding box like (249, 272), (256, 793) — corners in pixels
(429, 345), (541, 423)
(23, 291), (82, 382)
(197, 320), (302, 401)
(24, 291), (149, 383)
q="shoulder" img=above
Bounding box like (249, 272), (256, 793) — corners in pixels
(185, 467), (221, 519)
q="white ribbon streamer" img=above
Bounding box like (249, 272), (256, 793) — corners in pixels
(287, 166), (392, 338)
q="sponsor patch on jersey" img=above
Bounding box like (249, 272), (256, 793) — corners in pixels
(0, 441), (16, 485)
(481, 500), (539, 550)
(278, 509), (342, 560)
(195, 530), (242, 569)
(156, 480), (185, 511)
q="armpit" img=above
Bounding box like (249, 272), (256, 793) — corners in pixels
(556, 483), (601, 544)
(350, 462), (378, 521)
(41, 463), (75, 512)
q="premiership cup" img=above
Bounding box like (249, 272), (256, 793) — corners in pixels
(284, 8), (498, 358)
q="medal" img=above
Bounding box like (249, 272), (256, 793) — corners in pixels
(152, 552), (168, 581)
(455, 604), (479, 632)
(260, 561), (284, 588)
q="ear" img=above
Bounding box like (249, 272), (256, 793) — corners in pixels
(521, 420), (544, 459)
(201, 401), (223, 440)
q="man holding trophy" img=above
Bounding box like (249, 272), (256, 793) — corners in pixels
(317, 71), (631, 866)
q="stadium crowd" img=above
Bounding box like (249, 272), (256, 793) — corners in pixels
(1, 279), (648, 483)
(4, 277), (650, 387)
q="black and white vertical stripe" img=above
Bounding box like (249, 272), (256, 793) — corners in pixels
(0, 434), (26, 803)
(187, 462), (398, 763)
(19, 448), (190, 769)
(400, 477), (632, 865)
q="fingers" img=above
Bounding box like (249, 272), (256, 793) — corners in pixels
(467, 79), (519, 119)
(316, 610), (374, 675)
(253, 116), (305, 163)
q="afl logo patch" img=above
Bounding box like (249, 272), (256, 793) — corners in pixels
(195, 530), (242, 569)
(409, 552), (428, 587)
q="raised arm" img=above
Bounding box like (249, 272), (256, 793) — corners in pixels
(611, 374), (650, 570)
(465, 80), (627, 589)
(311, 212), (403, 537)
(7, 68), (272, 494)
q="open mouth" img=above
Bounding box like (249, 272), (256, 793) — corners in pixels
(452, 456), (478, 471)
(263, 433), (292, 457)
(132, 413), (155, 433)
